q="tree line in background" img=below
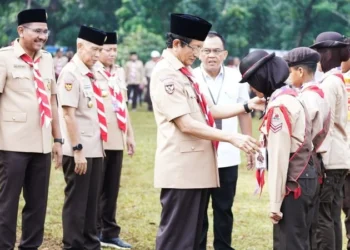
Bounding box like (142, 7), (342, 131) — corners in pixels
(0, 0), (349, 63)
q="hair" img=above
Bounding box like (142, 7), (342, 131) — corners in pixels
(292, 64), (317, 74)
(166, 32), (192, 48)
(207, 31), (226, 49)
(130, 52), (137, 55)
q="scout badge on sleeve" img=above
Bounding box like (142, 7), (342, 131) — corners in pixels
(65, 83), (73, 91)
(254, 134), (267, 196)
(164, 82), (175, 94)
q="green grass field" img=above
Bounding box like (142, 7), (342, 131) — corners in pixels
(16, 106), (347, 250)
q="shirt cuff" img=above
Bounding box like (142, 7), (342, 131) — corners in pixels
(270, 202), (283, 213)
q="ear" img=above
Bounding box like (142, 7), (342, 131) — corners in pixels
(17, 26), (24, 38)
(173, 39), (182, 48)
(298, 67), (304, 77)
(222, 50), (228, 61)
(77, 42), (83, 50)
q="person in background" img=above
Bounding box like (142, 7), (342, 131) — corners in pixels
(144, 50), (161, 111)
(310, 31), (350, 250)
(53, 48), (68, 79)
(193, 31), (253, 250)
(66, 50), (74, 62)
(94, 31), (136, 249)
(124, 52), (144, 111)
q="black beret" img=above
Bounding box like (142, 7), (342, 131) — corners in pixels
(310, 31), (347, 49)
(284, 47), (320, 67)
(104, 32), (117, 45)
(239, 50), (275, 83)
(170, 13), (212, 41)
(78, 26), (106, 46)
(17, 9), (47, 26)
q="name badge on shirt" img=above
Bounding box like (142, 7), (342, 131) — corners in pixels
(82, 78), (93, 98)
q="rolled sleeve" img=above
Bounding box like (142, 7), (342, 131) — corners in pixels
(0, 55), (7, 93)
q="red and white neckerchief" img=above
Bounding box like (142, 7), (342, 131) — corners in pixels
(86, 72), (108, 142)
(20, 54), (52, 127)
(179, 67), (218, 150)
(103, 70), (127, 133)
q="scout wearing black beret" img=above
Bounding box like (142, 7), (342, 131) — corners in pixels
(78, 25), (106, 46)
(284, 47), (320, 67)
(310, 31), (347, 49)
(170, 13), (212, 41)
(17, 9), (47, 26)
(104, 32), (117, 45)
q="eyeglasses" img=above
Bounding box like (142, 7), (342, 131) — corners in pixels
(23, 26), (50, 36)
(201, 48), (226, 55)
(181, 40), (202, 54)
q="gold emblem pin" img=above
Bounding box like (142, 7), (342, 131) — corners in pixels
(87, 98), (93, 108)
(65, 83), (72, 91)
(102, 90), (108, 97)
(47, 82), (51, 91)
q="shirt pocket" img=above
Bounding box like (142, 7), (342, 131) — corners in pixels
(11, 71), (34, 92)
(2, 112), (27, 123)
(180, 139), (205, 153)
(184, 85), (200, 113)
(79, 125), (93, 137)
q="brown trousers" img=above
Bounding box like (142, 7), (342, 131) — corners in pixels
(343, 174), (350, 250)
(62, 156), (103, 250)
(0, 151), (51, 250)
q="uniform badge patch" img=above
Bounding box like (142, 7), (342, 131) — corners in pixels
(65, 83), (72, 91)
(165, 82), (175, 94)
(270, 113), (282, 133)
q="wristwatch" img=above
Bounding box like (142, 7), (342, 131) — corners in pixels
(243, 101), (253, 113)
(54, 138), (65, 144)
(72, 144), (83, 151)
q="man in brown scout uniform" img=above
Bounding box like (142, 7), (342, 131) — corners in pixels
(310, 31), (350, 250)
(0, 9), (63, 250)
(94, 31), (135, 249)
(239, 50), (317, 250)
(284, 47), (331, 249)
(57, 25), (106, 250)
(150, 13), (263, 250)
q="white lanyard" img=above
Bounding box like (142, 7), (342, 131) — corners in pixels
(200, 66), (225, 105)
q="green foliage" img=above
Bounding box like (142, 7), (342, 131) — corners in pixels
(0, 0), (349, 59)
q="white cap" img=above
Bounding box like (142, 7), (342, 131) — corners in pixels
(151, 50), (160, 58)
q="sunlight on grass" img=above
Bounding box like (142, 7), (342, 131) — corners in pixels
(15, 106), (347, 250)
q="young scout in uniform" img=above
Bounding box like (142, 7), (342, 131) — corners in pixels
(0, 9), (63, 250)
(94, 32), (135, 249)
(193, 31), (253, 250)
(342, 38), (350, 250)
(310, 31), (350, 250)
(239, 50), (317, 250)
(150, 13), (262, 250)
(284, 47), (331, 250)
(57, 26), (106, 250)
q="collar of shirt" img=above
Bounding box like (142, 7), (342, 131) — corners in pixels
(72, 54), (91, 76)
(14, 39), (42, 61)
(200, 64), (224, 83)
(320, 67), (342, 83)
(161, 49), (185, 71)
(300, 81), (317, 92)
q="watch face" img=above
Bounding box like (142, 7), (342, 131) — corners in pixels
(77, 144), (83, 150)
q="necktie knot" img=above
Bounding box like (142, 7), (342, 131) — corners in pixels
(86, 72), (95, 79)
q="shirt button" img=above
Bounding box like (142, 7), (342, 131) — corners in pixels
(306, 173), (309, 177)
(191, 146), (195, 150)
(12, 117), (15, 121)
(81, 131), (85, 134)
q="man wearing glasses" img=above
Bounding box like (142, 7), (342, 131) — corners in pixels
(0, 9), (63, 249)
(150, 14), (261, 250)
(193, 31), (252, 250)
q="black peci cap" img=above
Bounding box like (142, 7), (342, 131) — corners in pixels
(17, 9), (47, 26)
(104, 32), (117, 45)
(78, 26), (106, 46)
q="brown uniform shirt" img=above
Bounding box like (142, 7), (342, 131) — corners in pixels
(260, 90), (307, 213)
(57, 54), (104, 158)
(94, 61), (127, 150)
(298, 82), (330, 153)
(319, 70), (350, 169)
(0, 39), (56, 153)
(150, 49), (219, 189)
